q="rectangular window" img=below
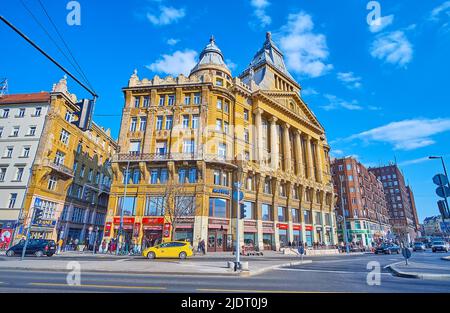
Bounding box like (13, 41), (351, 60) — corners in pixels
(209, 198), (228, 218)
(224, 101), (229, 113)
(34, 107), (42, 117)
(244, 129), (249, 143)
(216, 119), (222, 132)
(159, 95), (165, 106)
(314, 212), (322, 225)
(244, 109), (249, 121)
(182, 115), (190, 129)
(4, 147), (13, 158)
(145, 196), (165, 216)
(168, 95), (175, 106)
(155, 141), (167, 155)
(140, 117), (147, 131)
(134, 97), (140, 108)
(48, 175), (57, 190)
(192, 115), (199, 129)
(243, 201), (255, 220)
(150, 169), (159, 184)
(129, 141), (141, 153)
(60, 129), (70, 145)
(221, 172), (228, 186)
(278, 206), (287, 222)
(183, 140), (195, 154)
(218, 143), (226, 159)
(184, 95), (191, 105)
(8, 193), (17, 208)
(118, 197), (137, 216)
(217, 99), (222, 110)
(2, 109), (9, 118)
(132, 169), (140, 184)
(303, 211), (312, 224)
(165, 116), (173, 130)
(160, 169), (168, 183)
(188, 168), (197, 183)
(156, 116), (163, 130)
(0, 168), (6, 181)
(130, 118), (137, 132)
(213, 170), (221, 185)
(18, 108), (25, 117)
(10, 126), (19, 137)
(0, 127), (3, 137)
(54, 151), (65, 165)
(65, 111), (73, 122)
(178, 168), (187, 184)
(15, 167), (24, 181)
(224, 121), (229, 134)
(291, 208), (300, 223)
(143, 96), (150, 107)
(193, 93), (201, 104)
(262, 204), (273, 221)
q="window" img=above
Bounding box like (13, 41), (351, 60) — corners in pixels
(65, 111), (73, 122)
(140, 117), (147, 131)
(243, 201), (255, 220)
(34, 107), (42, 117)
(244, 129), (249, 143)
(48, 176), (57, 190)
(264, 178), (272, 194)
(60, 129), (70, 145)
(15, 167), (24, 181)
(28, 126), (36, 136)
(216, 119), (222, 131)
(54, 151), (65, 165)
(183, 140), (195, 154)
(218, 143), (227, 159)
(8, 193), (17, 208)
(2, 109), (9, 118)
(314, 212), (322, 225)
(278, 206), (287, 222)
(18, 108), (25, 117)
(214, 170), (221, 185)
(160, 169), (168, 183)
(262, 204), (273, 221)
(4, 147), (13, 158)
(132, 169), (140, 184)
(168, 95), (175, 106)
(348, 175), (353, 181)
(224, 121), (229, 134)
(246, 176), (253, 191)
(221, 172), (228, 186)
(224, 101), (229, 113)
(346, 164), (352, 170)
(216, 78), (223, 87)
(184, 95), (191, 105)
(117, 197), (137, 216)
(193, 93), (201, 104)
(10, 126), (19, 137)
(209, 198), (228, 218)
(0, 127), (3, 137)
(175, 196), (195, 216)
(0, 168), (6, 182)
(244, 109), (249, 121)
(159, 95), (165, 106)
(165, 116), (173, 129)
(130, 118), (137, 132)
(217, 99), (222, 110)
(303, 211), (312, 224)
(129, 141), (141, 153)
(291, 208), (300, 223)
(80, 165), (85, 178)
(192, 115), (199, 129)
(134, 97), (140, 108)
(188, 168), (197, 183)
(182, 115), (190, 128)
(150, 169), (159, 184)
(155, 141), (167, 155)
(143, 96), (150, 107)
(156, 116), (163, 130)
(178, 168), (187, 184)
(145, 196), (165, 216)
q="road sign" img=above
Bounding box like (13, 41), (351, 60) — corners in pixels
(337, 215), (344, 223)
(436, 186), (450, 198)
(298, 246), (305, 255)
(233, 191), (244, 202)
(34, 197), (42, 208)
(402, 247), (412, 259)
(433, 174), (448, 186)
(233, 182), (242, 189)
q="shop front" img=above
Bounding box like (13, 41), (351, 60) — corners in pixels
(277, 223), (288, 248)
(315, 226), (324, 244)
(142, 217), (164, 249)
(30, 219), (57, 240)
(262, 222), (275, 250)
(305, 225), (313, 247)
(113, 217), (135, 249)
(293, 225), (302, 247)
(325, 226), (332, 245)
(244, 220), (258, 248)
(208, 218), (230, 252)
(174, 217), (195, 244)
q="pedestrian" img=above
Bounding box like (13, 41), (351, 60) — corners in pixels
(199, 239), (206, 255)
(101, 240), (107, 254)
(57, 238), (64, 254)
(74, 238), (79, 252)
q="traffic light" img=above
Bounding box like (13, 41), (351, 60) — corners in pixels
(438, 200), (450, 219)
(34, 208), (44, 224)
(72, 99), (95, 131)
(240, 203), (246, 219)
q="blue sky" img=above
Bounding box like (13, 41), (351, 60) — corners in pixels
(2, 0), (450, 222)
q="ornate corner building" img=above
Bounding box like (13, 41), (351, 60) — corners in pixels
(106, 33), (337, 252)
(0, 77), (117, 244)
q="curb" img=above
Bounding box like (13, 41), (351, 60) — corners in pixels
(240, 259), (313, 277)
(386, 265), (450, 281)
(441, 257), (450, 261)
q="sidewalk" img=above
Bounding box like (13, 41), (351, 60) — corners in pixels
(387, 260), (450, 281)
(0, 251), (312, 277)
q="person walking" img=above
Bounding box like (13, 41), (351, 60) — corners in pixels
(199, 239), (206, 255)
(57, 238), (64, 255)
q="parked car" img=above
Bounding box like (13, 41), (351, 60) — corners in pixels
(142, 241), (193, 260)
(413, 242), (426, 252)
(374, 243), (401, 255)
(431, 241), (449, 253)
(6, 239), (56, 257)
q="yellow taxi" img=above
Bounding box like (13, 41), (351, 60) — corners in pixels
(142, 241), (193, 259)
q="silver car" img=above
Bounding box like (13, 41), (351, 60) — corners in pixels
(431, 241), (449, 253)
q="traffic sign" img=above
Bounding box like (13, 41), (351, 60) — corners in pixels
(436, 186), (450, 198)
(402, 248), (412, 259)
(337, 215), (344, 223)
(433, 174), (448, 186)
(34, 197), (42, 208)
(233, 191), (244, 202)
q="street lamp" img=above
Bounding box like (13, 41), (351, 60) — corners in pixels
(339, 175), (350, 254)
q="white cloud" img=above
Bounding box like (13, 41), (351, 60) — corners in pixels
(147, 6), (185, 26)
(348, 118), (450, 151)
(370, 31), (413, 67)
(146, 50), (198, 76)
(279, 11), (333, 78)
(337, 72), (362, 89)
(321, 94), (363, 111)
(167, 38), (180, 46)
(302, 88), (319, 96)
(226, 59), (237, 71)
(398, 157), (430, 167)
(430, 1), (450, 21)
(369, 14), (394, 33)
(250, 0), (272, 27)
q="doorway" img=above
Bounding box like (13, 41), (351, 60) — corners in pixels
(208, 229), (227, 252)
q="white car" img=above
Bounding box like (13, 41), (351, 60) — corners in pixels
(431, 241), (449, 253)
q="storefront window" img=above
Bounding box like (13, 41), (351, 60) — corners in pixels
(293, 230), (301, 246)
(117, 197), (136, 216)
(174, 230), (193, 244)
(209, 198), (228, 218)
(303, 210), (312, 224)
(175, 196), (195, 216)
(305, 230), (313, 247)
(145, 196), (165, 216)
(279, 229), (288, 247)
(262, 204), (272, 221)
(263, 233), (274, 250)
(314, 212), (322, 225)
(244, 233), (256, 246)
(278, 206), (287, 222)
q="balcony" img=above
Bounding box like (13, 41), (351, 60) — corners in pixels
(112, 152), (200, 163)
(43, 159), (74, 178)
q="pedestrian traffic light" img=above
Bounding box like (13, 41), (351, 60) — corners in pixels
(72, 99), (95, 131)
(438, 200), (450, 219)
(34, 208), (44, 224)
(240, 203), (246, 219)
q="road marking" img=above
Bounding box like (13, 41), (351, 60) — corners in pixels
(274, 268), (391, 275)
(197, 288), (352, 293)
(29, 282), (166, 290)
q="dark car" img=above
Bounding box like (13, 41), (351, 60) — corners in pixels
(6, 239), (56, 257)
(374, 243), (401, 255)
(413, 242), (426, 252)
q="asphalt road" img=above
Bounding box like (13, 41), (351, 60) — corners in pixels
(0, 251), (449, 293)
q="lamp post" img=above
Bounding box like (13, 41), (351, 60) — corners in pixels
(116, 161), (130, 255)
(429, 156), (450, 236)
(339, 175), (350, 253)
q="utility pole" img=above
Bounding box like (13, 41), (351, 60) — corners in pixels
(339, 175), (350, 253)
(116, 161), (130, 255)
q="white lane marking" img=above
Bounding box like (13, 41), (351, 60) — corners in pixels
(274, 268), (391, 275)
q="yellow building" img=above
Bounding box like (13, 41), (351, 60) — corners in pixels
(18, 77), (117, 244)
(107, 33), (336, 252)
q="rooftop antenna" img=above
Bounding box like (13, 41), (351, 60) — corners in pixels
(0, 78), (8, 97)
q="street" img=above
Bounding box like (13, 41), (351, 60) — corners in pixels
(0, 252), (449, 293)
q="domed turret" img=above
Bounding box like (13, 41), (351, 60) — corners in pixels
(189, 36), (231, 78)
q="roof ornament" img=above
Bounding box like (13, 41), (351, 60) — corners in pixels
(210, 35), (215, 44)
(266, 31), (272, 41)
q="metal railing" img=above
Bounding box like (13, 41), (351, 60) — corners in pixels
(43, 159), (74, 177)
(112, 152), (200, 163)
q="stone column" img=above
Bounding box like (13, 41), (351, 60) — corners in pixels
(315, 140), (324, 183)
(270, 117), (279, 169)
(305, 135), (314, 180)
(282, 124), (291, 172)
(254, 108), (264, 165)
(294, 130), (304, 177)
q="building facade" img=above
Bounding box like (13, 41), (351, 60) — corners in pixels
(0, 93), (50, 245)
(331, 157), (391, 247)
(423, 215), (449, 237)
(5, 77), (117, 245)
(368, 164), (419, 243)
(106, 33), (336, 253)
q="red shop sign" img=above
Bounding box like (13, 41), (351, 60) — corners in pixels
(142, 217), (165, 225)
(163, 223), (171, 238)
(104, 222), (112, 237)
(305, 225), (314, 231)
(113, 217), (135, 224)
(293, 225), (302, 231)
(277, 223), (289, 230)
